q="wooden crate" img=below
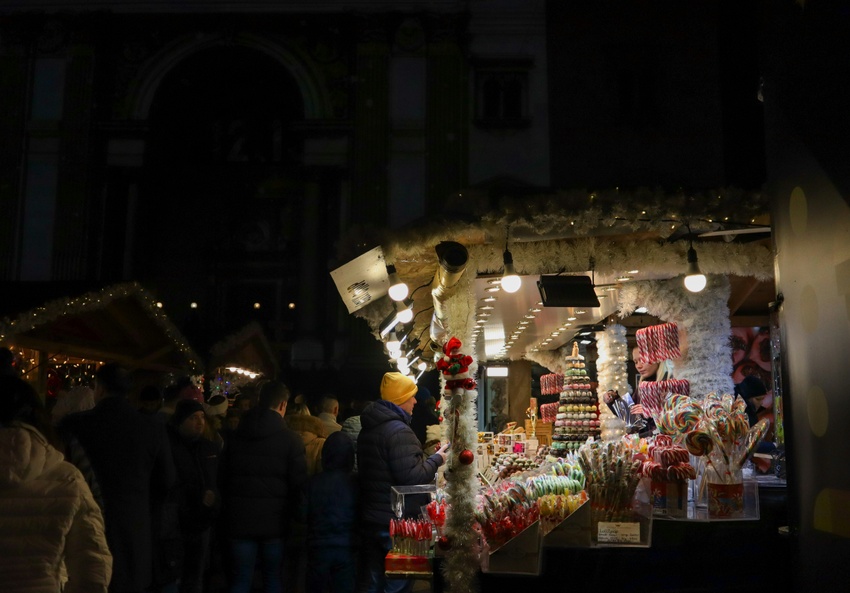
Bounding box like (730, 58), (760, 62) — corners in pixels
(525, 420), (553, 446)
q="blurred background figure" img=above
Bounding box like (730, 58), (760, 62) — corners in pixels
(139, 385), (164, 416)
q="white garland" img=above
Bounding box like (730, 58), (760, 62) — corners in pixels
(617, 277), (734, 397)
(595, 324), (631, 419)
(523, 344), (569, 374)
(440, 341), (480, 593)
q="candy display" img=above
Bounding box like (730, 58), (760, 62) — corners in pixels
(636, 322), (681, 365)
(637, 435), (696, 517)
(490, 453), (538, 480)
(474, 481), (539, 550)
(638, 379), (691, 421)
(577, 440), (643, 526)
(386, 518), (434, 575)
(538, 492), (589, 536)
(539, 401), (559, 423)
(551, 342), (600, 455)
(540, 372), (564, 395)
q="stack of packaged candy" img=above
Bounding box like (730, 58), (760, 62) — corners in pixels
(637, 434), (696, 517)
(540, 373), (564, 395)
(638, 379), (691, 420)
(635, 322), (681, 364)
(577, 440), (643, 526)
(474, 481), (539, 550)
(539, 401), (560, 423)
(552, 342), (600, 455)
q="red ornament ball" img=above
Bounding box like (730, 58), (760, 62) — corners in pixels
(437, 535), (452, 550)
(458, 449), (475, 465)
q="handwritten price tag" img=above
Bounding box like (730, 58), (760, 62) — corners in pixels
(597, 521), (641, 544)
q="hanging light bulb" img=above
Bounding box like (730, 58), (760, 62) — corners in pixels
(386, 263), (409, 301)
(386, 331), (401, 352)
(684, 242), (707, 292)
(501, 248), (522, 293)
(395, 298), (414, 324)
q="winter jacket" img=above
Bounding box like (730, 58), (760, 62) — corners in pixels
(166, 425), (220, 534)
(221, 406), (308, 539)
(286, 414), (327, 476)
(0, 423), (112, 593)
(306, 432), (358, 549)
(356, 400), (444, 527)
(60, 396), (175, 593)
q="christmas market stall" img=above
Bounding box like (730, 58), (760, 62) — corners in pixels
(0, 281), (203, 400)
(331, 189), (784, 591)
(206, 320), (279, 402)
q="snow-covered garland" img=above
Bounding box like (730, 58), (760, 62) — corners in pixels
(523, 344), (570, 375)
(436, 337), (481, 593)
(339, 188), (770, 265)
(595, 324), (632, 418)
(617, 277), (735, 397)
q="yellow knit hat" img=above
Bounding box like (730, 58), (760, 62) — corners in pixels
(380, 372), (418, 406)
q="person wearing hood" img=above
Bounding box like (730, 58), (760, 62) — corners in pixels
(0, 375), (112, 593)
(220, 380), (307, 593)
(305, 431), (358, 593)
(356, 373), (449, 593)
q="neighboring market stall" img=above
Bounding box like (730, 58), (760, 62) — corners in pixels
(0, 281), (203, 398)
(331, 190), (782, 591)
(207, 320), (279, 401)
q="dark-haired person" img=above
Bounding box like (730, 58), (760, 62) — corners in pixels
(220, 380), (308, 593)
(60, 363), (176, 593)
(0, 375), (112, 593)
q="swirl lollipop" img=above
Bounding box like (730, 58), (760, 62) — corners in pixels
(734, 418), (771, 470)
(684, 430), (714, 457)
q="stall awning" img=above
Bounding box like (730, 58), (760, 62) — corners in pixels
(0, 281), (203, 373)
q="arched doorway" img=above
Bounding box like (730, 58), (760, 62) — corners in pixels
(137, 44), (306, 349)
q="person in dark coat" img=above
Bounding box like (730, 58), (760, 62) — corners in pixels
(60, 363), (176, 593)
(408, 385), (439, 447)
(220, 380), (308, 593)
(305, 431), (358, 593)
(356, 373), (448, 593)
(162, 399), (221, 593)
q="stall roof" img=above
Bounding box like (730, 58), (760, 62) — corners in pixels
(208, 321), (279, 378)
(333, 189), (775, 364)
(0, 281), (203, 373)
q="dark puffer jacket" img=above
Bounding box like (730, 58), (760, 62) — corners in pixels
(221, 406), (308, 539)
(356, 400), (444, 527)
(307, 431), (358, 548)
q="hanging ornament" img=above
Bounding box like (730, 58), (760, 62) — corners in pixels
(458, 449), (474, 465)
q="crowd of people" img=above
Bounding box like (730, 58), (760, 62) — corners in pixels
(0, 349), (448, 593)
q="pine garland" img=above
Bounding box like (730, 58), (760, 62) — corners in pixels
(438, 338), (481, 593)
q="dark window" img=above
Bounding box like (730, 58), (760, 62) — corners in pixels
(474, 59), (532, 129)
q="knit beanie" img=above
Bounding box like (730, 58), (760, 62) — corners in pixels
(172, 399), (205, 427)
(380, 372), (418, 406)
(203, 394), (229, 417)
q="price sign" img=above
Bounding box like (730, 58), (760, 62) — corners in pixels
(597, 521), (641, 544)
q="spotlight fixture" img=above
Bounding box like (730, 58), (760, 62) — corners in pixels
(500, 227), (521, 293)
(386, 263), (409, 301)
(684, 242), (707, 292)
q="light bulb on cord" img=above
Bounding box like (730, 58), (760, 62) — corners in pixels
(386, 331), (401, 352)
(386, 264), (409, 301)
(684, 244), (707, 292)
(501, 249), (522, 293)
(395, 298), (414, 324)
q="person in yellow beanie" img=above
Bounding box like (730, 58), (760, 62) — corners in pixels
(356, 372), (449, 593)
